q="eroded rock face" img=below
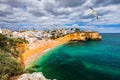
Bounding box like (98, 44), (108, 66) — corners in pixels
(17, 72), (48, 80)
(16, 44), (29, 54)
(88, 32), (102, 40)
(62, 32), (102, 41)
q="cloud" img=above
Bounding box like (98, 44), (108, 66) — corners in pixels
(0, 0), (120, 32)
(94, 0), (120, 6)
(29, 10), (46, 17)
(0, 3), (13, 17)
(0, 0), (27, 9)
(0, 10), (12, 17)
(55, 0), (86, 7)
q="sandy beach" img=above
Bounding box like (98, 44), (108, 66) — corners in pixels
(21, 32), (102, 67)
(21, 38), (67, 67)
(21, 33), (83, 67)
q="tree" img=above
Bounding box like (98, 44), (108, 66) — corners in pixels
(75, 28), (80, 32)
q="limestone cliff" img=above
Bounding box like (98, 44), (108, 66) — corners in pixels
(16, 43), (29, 65)
(16, 43), (29, 54)
(56, 31), (102, 42)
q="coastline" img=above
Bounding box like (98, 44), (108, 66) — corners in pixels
(21, 32), (102, 68)
(21, 39), (66, 68)
(26, 44), (64, 70)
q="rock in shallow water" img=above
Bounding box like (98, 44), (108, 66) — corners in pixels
(17, 72), (48, 80)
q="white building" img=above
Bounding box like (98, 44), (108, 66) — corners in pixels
(0, 28), (2, 33)
(12, 31), (18, 38)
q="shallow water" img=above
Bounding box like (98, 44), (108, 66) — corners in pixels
(29, 33), (120, 80)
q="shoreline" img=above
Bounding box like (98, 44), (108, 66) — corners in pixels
(26, 44), (64, 69)
(21, 39), (66, 68)
(21, 32), (102, 68)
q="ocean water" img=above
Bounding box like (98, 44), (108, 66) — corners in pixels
(29, 33), (120, 80)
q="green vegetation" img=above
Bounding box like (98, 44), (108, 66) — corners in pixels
(75, 28), (80, 32)
(0, 50), (23, 80)
(0, 33), (28, 80)
(0, 34), (28, 57)
(50, 30), (65, 39)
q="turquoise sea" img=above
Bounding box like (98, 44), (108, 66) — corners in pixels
(29, 33), (120, 80)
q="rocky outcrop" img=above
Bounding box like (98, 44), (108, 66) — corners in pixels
(57, 31), (102, 42)
(16, 44), (29, 54)
(17, 72), (48, 80)
(86, 32), (102, 40)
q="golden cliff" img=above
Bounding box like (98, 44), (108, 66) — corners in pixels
(20, 31), (102, 67)
(57, 31), (102, 42)
(16, 44), (29, 54)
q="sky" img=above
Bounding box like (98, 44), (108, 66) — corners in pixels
(0, 0), (120, 33)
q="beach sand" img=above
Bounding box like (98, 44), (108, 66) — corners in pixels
(21, 38), (68, 67)
(21, 33), (85, 67)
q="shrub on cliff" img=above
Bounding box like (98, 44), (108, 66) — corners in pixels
(0, 50), (23, 80)
(0, 34), (28, 80)
(0, 33), (28, 57)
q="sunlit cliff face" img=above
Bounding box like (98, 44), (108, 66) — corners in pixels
(68, 32), (102, 41)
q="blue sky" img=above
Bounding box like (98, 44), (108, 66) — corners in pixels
(0, 0), (120, 33)
(65, 22), (120, 33)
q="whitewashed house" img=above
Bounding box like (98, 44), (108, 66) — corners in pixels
(0, 28), (2, 33)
